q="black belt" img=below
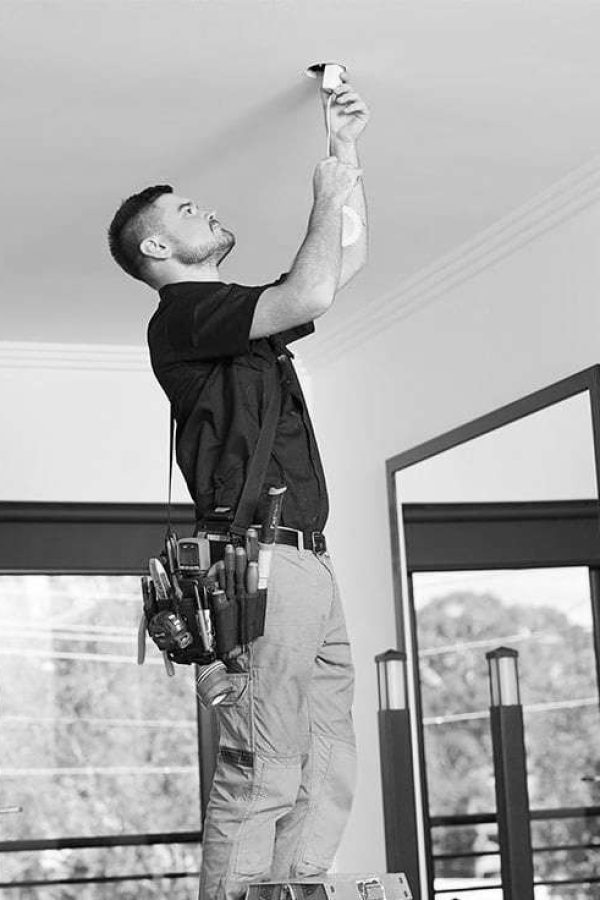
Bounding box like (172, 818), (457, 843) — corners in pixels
(202, 525), (327, 556)
(272, 527), (327, 555)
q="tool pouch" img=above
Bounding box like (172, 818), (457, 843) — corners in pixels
(200, 580), (267, 657)
(209, 542), (268, 652)
(171, 579), (214, 666)
(210, 588), (239, 657)
(141, 569), (215, 667)
(240, 587), (267, 645)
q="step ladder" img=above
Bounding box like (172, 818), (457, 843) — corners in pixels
(245, 872), (413, 899)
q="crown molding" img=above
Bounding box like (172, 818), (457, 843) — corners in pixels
(0, 342), (149, 372)
(301, 153), (600, 369)
(5, 153), (600, 376)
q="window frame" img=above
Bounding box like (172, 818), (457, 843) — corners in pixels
(0, 501), (217, 888)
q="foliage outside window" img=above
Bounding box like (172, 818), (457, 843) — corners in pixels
(415, 568), (600, 898)
(1, 574), (202, 896)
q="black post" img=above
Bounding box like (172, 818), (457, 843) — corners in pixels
(375, 649), (421, 899)
(486, 647), (534, 900)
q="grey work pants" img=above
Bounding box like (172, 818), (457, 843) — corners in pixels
(199, 544), (357, 900)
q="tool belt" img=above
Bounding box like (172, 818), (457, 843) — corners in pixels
(204, 525), (327, 557)
(139, 529), (267, 667)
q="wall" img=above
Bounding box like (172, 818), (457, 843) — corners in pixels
(398, 390), (598, 504)
(0, 348), (315, 505)
(2, 196), (600, 877)
(0, 348), (182, 504)
(308, 197), (600, 872)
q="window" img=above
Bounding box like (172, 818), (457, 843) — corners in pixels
(0, 504), (206, 896)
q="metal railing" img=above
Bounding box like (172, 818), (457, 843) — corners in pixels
(0, 830), (202, 891)
(431, 806), (600, 895)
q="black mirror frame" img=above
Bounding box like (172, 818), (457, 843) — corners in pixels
(385, 363), (600, 898)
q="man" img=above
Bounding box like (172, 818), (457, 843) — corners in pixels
(108, 74), (369, 900)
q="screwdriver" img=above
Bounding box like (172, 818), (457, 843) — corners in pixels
(235, 546), (247, 595)
(209, 587), (237, 656)
(258, 485), (287, 590)
(235, 546), (248, 644)
(246, 561), (259, 595)
(245, 527), (259, 563)
(216, 559), (226, 591)
(224, 544), (236, 600)
(193, 583), (214, 653)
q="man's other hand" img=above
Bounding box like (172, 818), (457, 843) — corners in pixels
(321, 72), (370, 144)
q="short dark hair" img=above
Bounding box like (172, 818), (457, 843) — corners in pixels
(108, 184), (173, 281)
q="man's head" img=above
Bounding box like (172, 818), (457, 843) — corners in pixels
(108, 185), (236, 286)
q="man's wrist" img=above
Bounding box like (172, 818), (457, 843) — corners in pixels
(330, 136), (359, 163)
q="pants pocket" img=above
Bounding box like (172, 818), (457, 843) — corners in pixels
(216, 672), (252, 751)
(217, 672), (249, 707)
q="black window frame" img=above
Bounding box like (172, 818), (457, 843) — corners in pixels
(0, 501), (218, 889)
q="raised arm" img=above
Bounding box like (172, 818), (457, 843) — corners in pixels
(249, 156), (362, 339)
(325, 73), (370, 290)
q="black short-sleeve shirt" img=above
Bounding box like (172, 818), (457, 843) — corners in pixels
(147, 276), (329, 533)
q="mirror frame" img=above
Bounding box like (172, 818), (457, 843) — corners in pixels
(385, 364), (600, 898)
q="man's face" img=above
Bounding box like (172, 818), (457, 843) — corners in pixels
(152, 193), (235, 266)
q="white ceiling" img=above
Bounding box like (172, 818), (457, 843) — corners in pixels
(3, 0), (600, 347)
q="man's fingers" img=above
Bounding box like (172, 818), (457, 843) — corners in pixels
(332, 83), (354, 97)
(335, 91), (360, 105)
(333, 87), (369, 112)
(342, 101), (367, 115)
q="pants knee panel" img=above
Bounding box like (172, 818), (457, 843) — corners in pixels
(292, 738), (357, 874)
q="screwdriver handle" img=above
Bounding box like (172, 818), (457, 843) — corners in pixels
(261, 486), (287, 545)
(224, 544), (236, 600)
(246, 528), (259, 563)
(235, 546), (247, 593)
(246, 561), (259, 595)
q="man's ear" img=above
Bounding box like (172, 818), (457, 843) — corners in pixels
(139, 236), (172, 261)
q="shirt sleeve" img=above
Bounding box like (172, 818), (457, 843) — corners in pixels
(165, 282), (265, 361)
(164, 275), (316, 361)
(276, 320), (316, 345)
(268, 273), (316, 346)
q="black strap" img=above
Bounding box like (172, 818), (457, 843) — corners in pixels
(167, 407), (176, 537)
(230, 358), (284, 536)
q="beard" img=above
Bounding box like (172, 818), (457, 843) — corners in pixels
(215, 227), (236, 264)
(172, 227), (236, 268)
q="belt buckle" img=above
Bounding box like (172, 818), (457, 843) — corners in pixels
(311, 531), (327, 555)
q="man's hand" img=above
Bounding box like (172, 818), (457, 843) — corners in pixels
(313, 157), (363, 205)
(321, 71), (370, 144)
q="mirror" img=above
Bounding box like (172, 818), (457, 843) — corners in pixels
(388, 368), (600, 899)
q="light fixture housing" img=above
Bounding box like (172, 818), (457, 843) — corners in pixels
(305, 62), (346, 93)
(486, 646), (521, 707)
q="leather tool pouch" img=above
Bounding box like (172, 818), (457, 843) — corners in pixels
(209, 577), (268, 655)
